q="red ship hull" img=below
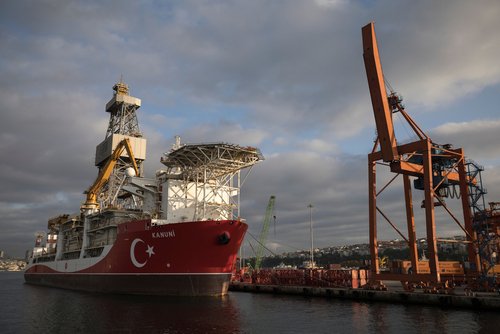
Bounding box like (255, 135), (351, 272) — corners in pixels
(25, 219), (247, 296)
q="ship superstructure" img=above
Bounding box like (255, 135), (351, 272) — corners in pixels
(25, 81), (263, 296)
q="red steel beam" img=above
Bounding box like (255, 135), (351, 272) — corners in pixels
(362, 22), (398, 163)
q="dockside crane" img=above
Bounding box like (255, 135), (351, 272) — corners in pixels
(254, 195), (276, 271)
(361, 22), (488, 286)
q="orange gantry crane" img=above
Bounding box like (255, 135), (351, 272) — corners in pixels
(362, 22), (485, 286)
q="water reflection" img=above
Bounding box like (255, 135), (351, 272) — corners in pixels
(350, 302), (370, 333)
(1, 272), (497, 334)
(21, 284), (241, 333)
(352, 299), (500, 334)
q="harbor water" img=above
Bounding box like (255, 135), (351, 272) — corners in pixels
(1, 272), (498, 333)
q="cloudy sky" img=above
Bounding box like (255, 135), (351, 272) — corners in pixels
(1, 0), (499, 258)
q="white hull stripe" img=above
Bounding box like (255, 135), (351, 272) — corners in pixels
(25, 272), (230, 276)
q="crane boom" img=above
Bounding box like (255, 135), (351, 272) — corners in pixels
(254, 195), (276, 271)
(362, 22), (484, 286)
(82, 138), (139, 210)
(362, 22), (398, 162)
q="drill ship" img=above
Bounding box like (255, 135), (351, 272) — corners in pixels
(24, 81), (263, 296)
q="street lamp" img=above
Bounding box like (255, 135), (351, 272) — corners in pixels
(308, 204), (314, 268)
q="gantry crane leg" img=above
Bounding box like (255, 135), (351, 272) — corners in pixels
(403, 174), (419, 274)
(422, 139), (440, 282)
(368, 155), (379, 275)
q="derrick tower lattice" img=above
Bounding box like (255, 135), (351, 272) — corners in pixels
(91, 80), (147, 211)
(105, 80), (142, 138)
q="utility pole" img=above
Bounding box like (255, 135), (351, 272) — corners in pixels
(308, 203), (314, 268)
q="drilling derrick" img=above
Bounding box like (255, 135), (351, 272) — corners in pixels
(91, 80), (147, 211)
(105, 81), (142, 138)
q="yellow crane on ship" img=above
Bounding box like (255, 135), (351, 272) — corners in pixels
(81, 138), (139, 211)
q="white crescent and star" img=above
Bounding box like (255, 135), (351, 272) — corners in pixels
(130, 238), (155, 268)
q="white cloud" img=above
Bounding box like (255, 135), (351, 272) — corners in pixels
(1, 0), (500, 256)
(179, 122), (268, 147)
(315, 0), (348, 8)
(371, 1), (500, 109)
(299, 139), (339, 153)
(432, 119), (500, 160)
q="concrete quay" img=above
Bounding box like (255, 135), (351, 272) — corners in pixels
(229, 282), (500, 310)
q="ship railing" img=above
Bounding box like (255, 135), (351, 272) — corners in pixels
(61, 251), (80, 260)
(87, 223), (117, 233)
(32, 255), (56, 264)
(86, 241), (108, 249)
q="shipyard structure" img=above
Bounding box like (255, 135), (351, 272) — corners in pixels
(25, 81), (263, 296)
